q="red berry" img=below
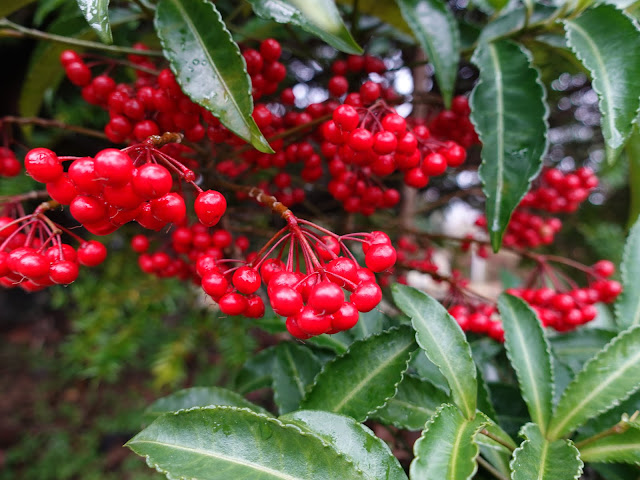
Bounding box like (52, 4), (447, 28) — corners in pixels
(194, 190), (227, 227)
(94, 148), (134, 186)
(328, 76), (349, 97)
(365, 243), (397, 272)
(260, 38), (282, 62)
(331, 302), (359, 331)
(151, 192), (186, 224)
(77, 241), (107, 267)
(593, 260), (615, 278)
(49, 261), (79, 284)
(333, 105), (359, 132)
(269, 285), (303, 317)
(218, 292), (248, 316)
(66, 61), (92, 86)
(308, 281), (344, 315)
(232, 266), (261, 295)
(202, 272), (229, 298)
(132, 164), (173, 200)
(351, 281), (382, 312)
(24, 148), (62, 183)
(294, 306), (332, 335)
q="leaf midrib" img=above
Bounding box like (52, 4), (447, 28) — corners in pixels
(165, 0), (252, 133)
(129, 439), (301, 480)
(549, 345), (640, 438)
(581, 442), (640, 457)
(408, 300), (474, 418)
(503, 300), (551, 432)
(566, 20), (618, 146)
(330, 337), (413, 414)
(487, 42), (505, 233)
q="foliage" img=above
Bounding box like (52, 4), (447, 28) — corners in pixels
(3, 0), (640, 478)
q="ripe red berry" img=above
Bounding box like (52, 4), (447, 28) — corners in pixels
(49, 261), (79, 285)
(333, 104), (359, 132)
(365, 243), (397, 272)
(65, 61), (92, 86)
(218, 292), (248, 316)
(194, 190), (227, 227)
(294, 306), (332, 335)
(270, 285), (303, 317)
(328, 76), (349, 97)
(77, 241), (107, 267)
(592, 260), (615, 278)
(232, 266), (261, 295)
(308, 281), (344, 315)
(24, 148), (63, 183)
(151, 192), (186, 224)
(132, 164), (173, 200)
(94, 148), (134, 186)
(331, 302), (359, 331)
(351, 281), (382, 312)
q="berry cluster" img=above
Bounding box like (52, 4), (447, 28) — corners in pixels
(0, 208), (106, 291)
(448, 304), (504, 342)
(0, 147), (21, 177)
(24, 140), (226, 235)
(322, 95), (472, 214)
(476, 166), (598, 249)
(61, 39), (286, 145)
(507, 260), (621, 332)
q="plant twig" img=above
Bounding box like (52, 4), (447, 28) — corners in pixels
(480, 429), (516, 452)
(0, 18), (163, 57)
(2, 116), (109, 141)
(477, 455), (509, 480)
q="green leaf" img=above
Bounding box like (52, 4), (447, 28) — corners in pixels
(616, 219), (640, 329)
(301, 326), (416, 422)
(272, 343), (322, 414)
(335, 0), (412, 36)
(372, 374), (449, 430)
(127, 406), (369, 479)
(144, 386), (272, 418)
(306, 332), (351, 353)
(410, 405), (488, 480)
(234, 346), (277, 393)
(477, 5), (556, 44)
(280, 410), (408, 480)
(489, 383), (531, 439)
(627, 126), (640, 227)
(579, 428), (640, 465)
(246, 0), (362, 55)
(395, 0), (460, 108)
(476, 367), (498, 421)
(470, 40), (548, 251)
(499, 294), (554, 434)
(592, 463), (640, 480)
(154, 0), (272, 153)
(510, 423), (583, 480)
(0, 0), (37, 17)
(550, 328), (617, 373)
(392, 284), (477, 419)
(349, 308), (387, 341)
(578, 390), (640, 438)
(76, 0), (112, 44)
(547, 325), (640, 439)
(564, 4), (640, 162)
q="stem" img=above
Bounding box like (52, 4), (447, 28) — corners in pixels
(2, 116), (109, 141)
(574, 414), (636, 450)
(0, 190), (50, 205)
(480, 429), (516, 452)
(0, 19), (163, 57)
(477, 455), (509, 480)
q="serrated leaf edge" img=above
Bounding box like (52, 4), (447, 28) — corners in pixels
(411, 404), (488, 480)
(615, 219), (640, 329)
(272, 343), (321, 415)
(128, 405), (369, 480)
(562, 6), (640, 157)
(154, 0), (271, 152)
(500, 294), (555, 434)
(392, 284), (477, 419)
(371, 373), (451, 430)
(280, 409), (406, 480)
(548, 325), (640, 439)
(510, 423), (584, 480)
(470, 40), (549, 251)
(395, 0), (460, 108)
(301, 325), (416, 422)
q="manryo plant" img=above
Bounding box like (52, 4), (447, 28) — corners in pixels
(2, 0), (640, 478)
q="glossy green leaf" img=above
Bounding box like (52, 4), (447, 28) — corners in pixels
(577, 390), (640, 438)
(372, 374), (449, 430)
(306, 332), (351, 353)
(145, 386), (271, 418)
(499, 294), (554, 433)
(127, 406), (369, 479)
(301, 326), (416, 422)
(511, 423), (583, 480)
(272, 343), (322, 414)
(392, 284), (477, 419)
(579, 428), (640, 465)
(476, 367), (498, 422)
(476, 421), (517, 478)
(410, 405), (488, 480)
(592, 463), (640, 480)
(395, 0), (460, 108)
(564, 4), (640, 162)
(409, 348), (451, 393)
(616, 219), (640, 329)
(548, 325), (640, 439)
(477, 5), (556, 44)
(349, 308), (387, 341)
(470, 40), (548, 251)
(234, 346), (277, 393)
(627, 126), (640, 227)
(280, 410), (407, 480)
(0, 0), (37, 17)
(550, 328), (617, 373)
(154, 0), (272, 153)
(246, 0), (362, 54)
(335, 0), (412, 35)
(76, 0), (112, 44)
